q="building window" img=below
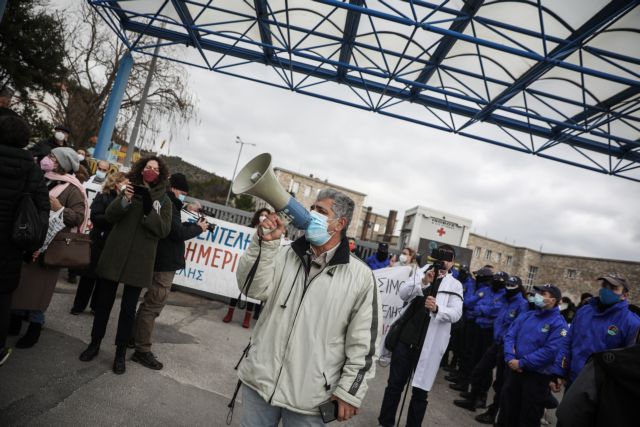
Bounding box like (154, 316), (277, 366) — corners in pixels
(474, 247), (481, 258)
(485, 249), (492, 261)
(567, 269), (577, 279)
(374, 223), (380, 232)
(303, 185), (311, 197)
(527, 266), (538, 285)
(289, 181), (299, 195)
(506, 255), (513, 266)
(496, 253), (502, 263)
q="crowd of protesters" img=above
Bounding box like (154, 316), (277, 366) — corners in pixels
(1, 88), (639, 426)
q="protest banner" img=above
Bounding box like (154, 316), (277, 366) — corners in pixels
(374, 265), (426, 354)
(173, 212), (258, 302)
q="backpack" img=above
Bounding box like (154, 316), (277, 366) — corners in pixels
(12, 165), (46, 251)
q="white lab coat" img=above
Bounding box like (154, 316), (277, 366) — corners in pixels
(398, 271), (463, 391)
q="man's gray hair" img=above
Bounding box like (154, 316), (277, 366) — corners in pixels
(316, 189), (355, 235)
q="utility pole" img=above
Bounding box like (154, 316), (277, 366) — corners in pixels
(225, 136), (256, 206)
(124, 40), (161, 167)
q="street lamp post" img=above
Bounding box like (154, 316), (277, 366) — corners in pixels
(225, 136), (256, 206)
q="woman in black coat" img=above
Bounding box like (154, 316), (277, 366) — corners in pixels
(70, 172), (127, 314)
(0, 116), (49, 366)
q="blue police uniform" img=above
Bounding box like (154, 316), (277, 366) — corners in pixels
(493, 293), (529, 342)
(555, 298), (640, 384)
(365, 254), (390, 270)
(499, 306), (568, 427)
(474, 288), (506, 329)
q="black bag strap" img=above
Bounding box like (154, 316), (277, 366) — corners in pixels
(236, 236), (263, 310)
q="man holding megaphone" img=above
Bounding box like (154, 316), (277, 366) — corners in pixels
(232, 185), (382, 426)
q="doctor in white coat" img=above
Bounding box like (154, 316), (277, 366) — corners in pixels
(378, 245), (464, 427)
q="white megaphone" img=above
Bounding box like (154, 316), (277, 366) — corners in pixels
(231, 153), (312, 229)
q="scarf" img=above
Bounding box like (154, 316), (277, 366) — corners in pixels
(45, 171), (89, 233)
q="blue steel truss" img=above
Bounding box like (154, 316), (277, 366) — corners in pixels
(89, 0), (640, 182)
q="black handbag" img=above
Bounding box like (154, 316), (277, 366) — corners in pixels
(12, 166), (47, 251)
(384, 297), (422, 352)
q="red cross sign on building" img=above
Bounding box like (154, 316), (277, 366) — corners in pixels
(437, 227), (446, 237)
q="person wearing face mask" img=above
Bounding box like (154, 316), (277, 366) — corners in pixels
(496, 284), (568, 427)
(550, 274), (640, 394)
(0, 116), (50, 366)
(378, 246), (463, 427)
(79, 156), (172, 375)
(76, 148), (91, 172)
(83, 160), (112, 207)
(232, 189), (381, 426)
(29, 125), (71, 161)
(131, 173), (208, 370)
(457, 276), (528, 423)
(70, 172), (127, 315)
(366, 242), (391, 270)
(11, 147), (89, 349)
(222, 208), (271, 328)
(390, 247), (418, 275)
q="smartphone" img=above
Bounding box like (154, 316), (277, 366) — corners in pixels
(319, 400), (338, 423)
(132, 184), (149, 196)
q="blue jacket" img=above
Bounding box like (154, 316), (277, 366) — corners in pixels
(504, 307), (568, 375)
(464, 283), (489, 320)
(462, 277), (476, 307)
(555, 298), (640, 383)
(473, 287), (506, 329)
(365, 254), (390, 270)
(493, 293), (529, 342)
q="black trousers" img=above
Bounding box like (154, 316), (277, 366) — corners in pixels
(459, 319), (479, 382)
(470, 341), (499, 397)
(489, 345), (506, 412)
(90, 279), (142, 347)
(0, 292), (11, 349)
(72, 275), (99, 312)
(498, 369), (553, 427)
(378, 342), (429, 427)
(228, 298), (255, 311)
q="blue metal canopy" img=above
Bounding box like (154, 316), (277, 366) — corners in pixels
(89, 0), (640, 182)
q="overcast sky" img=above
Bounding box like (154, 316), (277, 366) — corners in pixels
(162, 60), (639, 262)
(51, 1), (640, 262)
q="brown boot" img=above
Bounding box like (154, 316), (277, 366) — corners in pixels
(222, 307), (234, 323)
(242, 311), (252, 329)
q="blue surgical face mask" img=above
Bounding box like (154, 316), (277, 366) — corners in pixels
(95, 170), (107, 180)
(177, 194), (186, 202)
(305, 210), (334, 246)
(527, 295), (535, 303)
(533, 293), (546, 308)
(599, 287), (621, 306)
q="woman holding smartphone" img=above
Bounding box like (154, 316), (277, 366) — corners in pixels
(79, 156), (172, 375)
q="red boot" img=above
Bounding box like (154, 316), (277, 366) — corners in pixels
(242, 311), (252, 329)
(222, 307), (234, 323)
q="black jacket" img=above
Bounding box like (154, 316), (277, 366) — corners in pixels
(89, 190), (117, 249)
(0, 145), (50, 293)
(153, 191), (203, 272)
(557, 344), (640, 427)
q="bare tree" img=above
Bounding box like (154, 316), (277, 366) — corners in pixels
(41, 2), (195, 150)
